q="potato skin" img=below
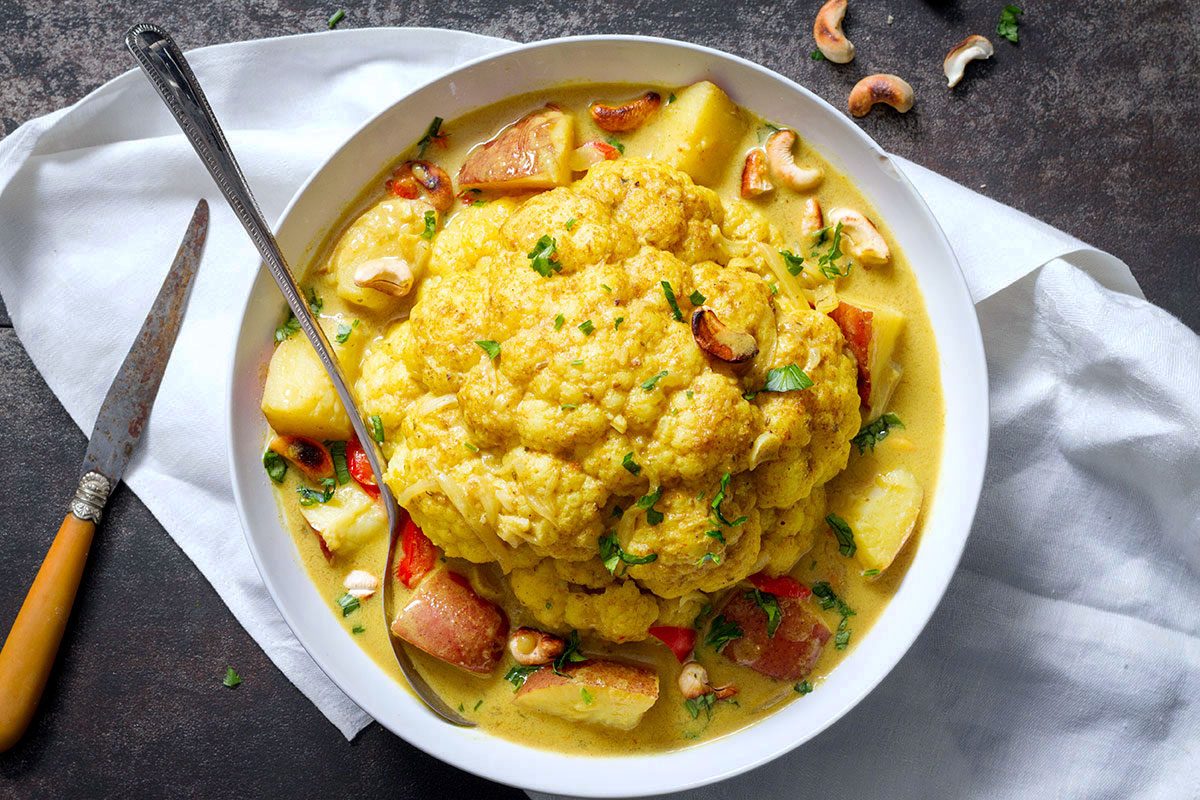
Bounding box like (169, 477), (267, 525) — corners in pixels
(390, 569), (508, 674)
(718, 591), (831, 682)
(514, 659), (660, 730)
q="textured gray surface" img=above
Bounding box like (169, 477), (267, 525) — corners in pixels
(0, 1), (1197, 797)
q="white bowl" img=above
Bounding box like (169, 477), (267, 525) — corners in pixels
(227, 35), (988, 797)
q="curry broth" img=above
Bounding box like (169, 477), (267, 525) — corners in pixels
(267, 83), (944, 754)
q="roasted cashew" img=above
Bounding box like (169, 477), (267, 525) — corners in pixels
(691, 308), (759, 363)
(353, 256), (417, 297)
(740, 149), (774, 198)
(944, 35), (994, 88)
(813, 0), (855, 64)
(765, 130), (824, 192)
(343, 569), (379, 599)
(827, 207), (890, 266)
(589, 91), (662, 132)
(848, 74), (915, 117)
(508, 627), (566, 666)
(386, 160), (454, 212)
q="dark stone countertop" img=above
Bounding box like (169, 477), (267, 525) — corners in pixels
(1, 2), (1197, 798)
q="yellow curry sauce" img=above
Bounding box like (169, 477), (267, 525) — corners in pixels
(263, 82), (943, 753)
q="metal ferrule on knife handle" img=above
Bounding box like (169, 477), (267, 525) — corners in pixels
(69, 472), (112, 524)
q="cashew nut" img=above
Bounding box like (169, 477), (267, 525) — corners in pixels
(678, 661), (710, 699)
(813, 0), (855, 64)
(386, 160), (454, 212)
(353, 256), (417, 297)
(944, 35), (994, 88)
(848, 74), (915, 117)
(691, 308), (759, 363)
(589, 91), (662, 133)
(342, 569), (379, 600)
(801, 197), (824, 242)
(826, 207), (890, 266)
(740, 149), (774, 198)
(765, 130), (824, 192)
(508, 627), (566, 666)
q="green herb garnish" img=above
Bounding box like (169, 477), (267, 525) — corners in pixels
(667, 93), (677, 104)
(705, 615), (743, 651)
(528, 235), (563, 277)
(566, 217), (576, 231)
(621, 452), (642, 476)
(810, 49), (825, 61)
(421, 210), (437, 240)
(263, 450), (287, 483)
(814, 222), (849, 279)
(684, 692), (717, 720)
(851, 412), (905, 454)
(661, 280), (684, 321)
(795, 680), (813, 695)
(416, 116), (444, 158)
(997, 4), (1023, 43)
(763, 364), (814, 393)
(221, 666), (242, 689)
(475, 339), (501, 360)
(307, 288), (323, 314)
(635, 485), (665, 525)
(641, 370), (668, 392)
(705, 529), (725, 544)
(578, 320), (595, 336)
(811, 581), (856, 648)
(710, 472), (748, 527)
(747, 589), (782, 638)
(600, 283), (613, 293)
(561, 404), (578, 411)
(599, 531), (659, 573)
(329, 441), (350, 485)
(605, 136), (626, 155)
(297, 478), (335, 506)
(580, 687), (594, 705)
(570, 359), (584, 367)
(689, 289), (706, 306)
(274, 315), (301, 343)
(368, 414), (385, 444)
(614, 316), (625, 331)
(504, 664), (540, 689)
(554, 313), (565, 330)
(336, 593), (361, 617)
(698, 551), (723, 566)
(474, 699), (484, 711)
(464, 442), (480, 453)
(352, 624), (365, 634)
(327, 9), (346, 28)
(553, 630), (587, 675)
(780, 249), (806, 276)
(835, 629), (851, 650)
(826, 513), (856, 557)
(862, 568), (881, 577)
(335, 319), (359, 343)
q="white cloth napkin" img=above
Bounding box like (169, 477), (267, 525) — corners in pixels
(1, 28), (1196, 798)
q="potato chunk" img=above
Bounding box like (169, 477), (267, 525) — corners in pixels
(624, 81), (747, 187)
(299, 482), (387, 553)
(260, 318), (364, 440)
(458, 107), (574, 191)
(329, 197), (433, 313)
(841, 468), (924, 575)
(390, 570), (508, 674)
(829, 300), (905, 417)
(514, 659), (659, 730)
(717, 592), (831, 682)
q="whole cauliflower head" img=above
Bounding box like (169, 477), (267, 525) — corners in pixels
(361, 159), (860, 641)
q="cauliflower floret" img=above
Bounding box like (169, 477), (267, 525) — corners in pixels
(367, 158), (861, 641)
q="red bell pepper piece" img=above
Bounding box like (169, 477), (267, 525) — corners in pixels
(396, 517), (438, 588)
(748, 572), (812, 599)
(345, 437), (380, 499)
(648, 625), (697, 663)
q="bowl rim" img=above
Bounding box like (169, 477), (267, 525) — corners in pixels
(225, 32), (989, 796)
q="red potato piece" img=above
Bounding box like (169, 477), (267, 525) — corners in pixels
(828, 300), (905, 416)
(390, 569), (507, 674)
(718, 592), (831, 682)
(829, 301), (874, 406)
(514, 659), (659, 730)
(457, 107), (574, 192)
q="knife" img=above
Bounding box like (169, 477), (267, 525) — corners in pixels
(0, 199), (208, 752)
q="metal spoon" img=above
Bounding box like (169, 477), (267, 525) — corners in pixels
(124, 23), (471, 727)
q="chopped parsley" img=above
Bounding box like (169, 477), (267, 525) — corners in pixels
(641, 370), (668, 391)
(554, 313), (565, 330)
(475, 339), (501, 360)
(747, 588), (783, 637)
(600, 283), (613, 293)
(698, 551), (723, 566)
(862, 568), (881, 577)
(327, 9), (346, 28)
(566, 217), (576, 230)
(684, 692), (717, 720)
(421, 210), (437, 240)
(578, 319), (595, 336)
(851, 412), (905, 454)
(561, 404), (578, 411)
(263, 450), (287, 483)
(621, 451), (642, 476)
(660, 281), (684, 321)
(307, 288), (323, 314)
(614, 316), (625, 331)
(221, 666), (242, 689)
(811, 581), (856, 649)
(826, 513), (856, 557)
(763, 364), (814, 393)
(580, 687), (594, 705)
(329, 440), (350, 485)
(710, 472), (748, 527)
(705, 615), (743, 652)
(528, 235), (563, 277)
(835, 629), (851, 649)
(369, 414), (385, 443)
(794, 680), (813, 695)
(335, 592), (361, 617)
(997, 4), (1023, 43)
(351, 624), (365, 634)
(667, 92), (677, 104)
(604, 136), (626, 155)
(689, 289), (706, 306)
(335, 319), (359, 343)
(297, 478), (335, 506)
(504, 664), (540, 689)
(570, 359), (584, 366)
(780, 249), (806, 276)
(474, 699), (484, 711)
(464, 442), (480, 453)
(810, 49), (826, 61)
(705, 529), (726, 544)
(416, 116), (445, 159)
(274, 315), (301, 343)
(814, 222), (849, 279)
(553, 630), (587, 675)
(635, 485), (665, 525)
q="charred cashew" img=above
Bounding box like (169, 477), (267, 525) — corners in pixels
(589, 91), (662, 132)
(765, 130), (824, 192)
(740, 149), (774, 198)
(848, 74), (915, 117)
(813, 0), (855, 64)
(827, 207), (890, 266)
(386, 160), (454, 212)
(353, 256), (417, 297)
(801, 197), (824, 242)
(691, 308), (759, 363)
(508, 627), (566, 666)
(944, 35), (994, 88)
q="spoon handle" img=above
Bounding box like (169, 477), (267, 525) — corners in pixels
(123, 23), (471, 727)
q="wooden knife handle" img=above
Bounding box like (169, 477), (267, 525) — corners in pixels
(0, 473), (108, 753)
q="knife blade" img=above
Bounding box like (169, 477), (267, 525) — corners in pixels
(0, 199), (208, 752)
